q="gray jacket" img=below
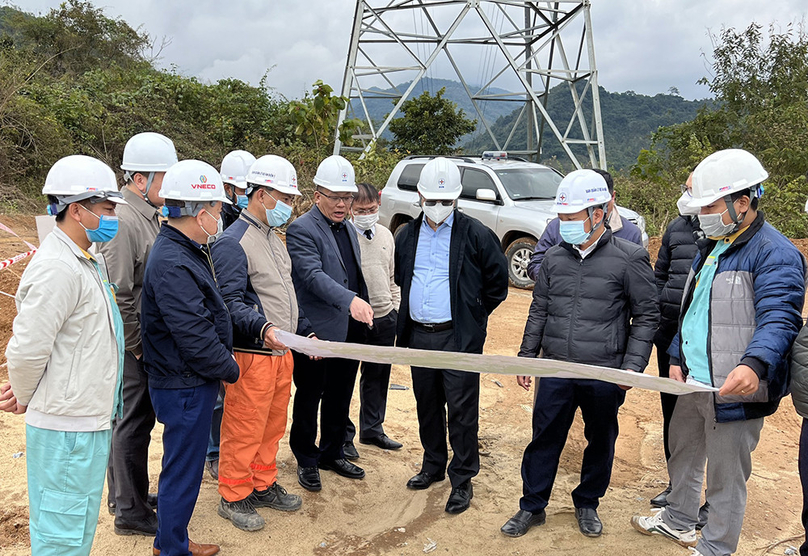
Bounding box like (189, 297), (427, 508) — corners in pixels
(519, 230), (659, 372)
(791, 325), (808, 418)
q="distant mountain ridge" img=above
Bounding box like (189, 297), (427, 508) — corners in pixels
(351, 77), (707, 170)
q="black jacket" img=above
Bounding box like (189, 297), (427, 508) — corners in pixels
(653, 216), (699, 347)
(519, 230), (659, 372)
(141, 224), (240, 389)
(394, 211), (508, 354)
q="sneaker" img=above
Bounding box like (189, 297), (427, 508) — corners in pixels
(206, 459), (219, 480)
(217, 497), (265, 532)
(630, 509), (697, 547)
(689, 548), (707, 556)
(251, 483), (302, 512)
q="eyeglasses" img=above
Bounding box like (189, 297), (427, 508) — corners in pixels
(318, 192), (354, 205)
(423, 200), (455, 207)
(353, 206), (379, 216)
(679, 184), (692, 194)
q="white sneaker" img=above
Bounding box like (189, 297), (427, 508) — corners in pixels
(630, 509), (698, 547)
(689, 548), (706, 556)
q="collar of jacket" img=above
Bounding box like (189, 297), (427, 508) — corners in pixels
(240, 209), (272, 235)
(559, 228), (613, 259)
(159, 222), (211, 258)
(122, 187), (159, 220)
(312, 204), (346, 230)
(52, 226), (98, 263)
(694, 211), (766, 272)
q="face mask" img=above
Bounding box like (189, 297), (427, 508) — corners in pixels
(262, 196), (293, 228)
(353, 212), (379, 231)
(559, 218), (591, 246)
(676, 191), (700, 216)
(79, 205), (119, 243)
(200, 209), (223, 245)
(422, 201), (454, 225)
(236, 195), (249, 210)
(698, 210), (737, 238)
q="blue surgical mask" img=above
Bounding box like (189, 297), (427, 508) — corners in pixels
(236, 195), (249, 210)
(79, 205), (119, 243)
(559, 219), (591, 246)
(263, 197), (292, 228)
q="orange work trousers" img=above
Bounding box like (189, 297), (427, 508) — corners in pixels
(218, 350), (294, 502)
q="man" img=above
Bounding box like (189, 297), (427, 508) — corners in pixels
(206, 149), (256, 481)
(101, 131), (177, 535)
(650, 173), (707, 524)
(142, 159), (240, 556)
(501, 169), (658, 539)
(344, 181), (403, 455)
(286, 154), (374, 492)
(2, 155), (127, 556)
(212, 155), (307, 532)
(631, 149), (806, 556)
(395, 157), (508, 515)
(790, 324), (808, 556)
(526, 168), (642, 280)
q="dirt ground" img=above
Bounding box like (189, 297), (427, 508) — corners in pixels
(0, 215), (806, 556)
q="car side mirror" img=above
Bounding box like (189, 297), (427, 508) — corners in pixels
(476, 188), (497, 202)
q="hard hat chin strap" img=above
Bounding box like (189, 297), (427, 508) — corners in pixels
(586, 203), (608, 234)
(125, 170), (159, 208)
(722, 191), (754, 235)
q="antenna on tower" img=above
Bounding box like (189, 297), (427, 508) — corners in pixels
(334, 0), (607, 170)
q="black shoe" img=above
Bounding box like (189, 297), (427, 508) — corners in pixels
(114, 514), (158, 537)
(445, 481), (473, 514)
(205, 459), (219, 480)
(696, 501), (710, 531)
(108, 493), (158, 516)
(251, 483), (302, 512)
(218, 497), (265, 532)
(359, 434), (403, 450)
(297, 466), (322, 492)
(318, 458), (365, 479)
(406, 471), (445, 490)
(342, 441), (360, 461)
(650, 483), (672, 508)
(500, 509), (546, 537)
(575, 507), (602, 537)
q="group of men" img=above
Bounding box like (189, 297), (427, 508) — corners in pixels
(1, 137), (806, 556)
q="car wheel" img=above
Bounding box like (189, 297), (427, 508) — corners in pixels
(505, 238), (537, 289)
(393, 219), (411, 239)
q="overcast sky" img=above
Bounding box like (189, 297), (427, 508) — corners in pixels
(10, 0), (808, 101)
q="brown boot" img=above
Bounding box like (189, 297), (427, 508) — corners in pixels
(152, 540), (220, 556)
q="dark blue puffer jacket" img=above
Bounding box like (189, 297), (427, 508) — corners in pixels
(669, 212), (806, 422)
(141, 224), (240, 389)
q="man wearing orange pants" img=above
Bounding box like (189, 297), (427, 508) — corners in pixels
(211, 155), (312, 532)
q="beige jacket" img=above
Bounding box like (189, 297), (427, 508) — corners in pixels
(95, 187), (160, 357)
(6, 227), (121, 432)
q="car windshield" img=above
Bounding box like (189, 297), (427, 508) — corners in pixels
(494, 168), (563, 200)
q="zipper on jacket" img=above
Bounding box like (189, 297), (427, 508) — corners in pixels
(567, 256), (584, 357)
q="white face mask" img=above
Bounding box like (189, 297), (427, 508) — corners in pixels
(352, 212), (379, 231)
(422, 201), (454, 225)
(676, 191), (700, 216)
(201, 209), (223, 245)
(698, 209), (737, 238)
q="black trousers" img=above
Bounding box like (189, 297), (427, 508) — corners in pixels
(520, 377), (626, 512)
(107, 351), (156, 520)
(410, 327), (480, 488)
(657, 345), (678, 461)
(290, 325), (363, 467)
(800, 418), (808, 556)
(346, 309), (398, 442)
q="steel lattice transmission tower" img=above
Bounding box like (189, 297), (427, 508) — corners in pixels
(334, 0), (607, 169)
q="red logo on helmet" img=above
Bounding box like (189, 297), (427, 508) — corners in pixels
(342, 172), (348, 181)
(559, 192), (567, 202)
(200, 175), (208, 183)
(438, 179), (445, 186)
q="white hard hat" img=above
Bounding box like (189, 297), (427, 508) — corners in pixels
(159, 160), (231, 204)
(313, 155), (357, 193)
(417, 157), (462, 201)
(43, 155), (126, 210)
(246, 154), (301, 196)
(121, 132), (178, 173)
(220, 150), (256, 189)
(553, 169), (611, 214)
(688, 149), (768, 208)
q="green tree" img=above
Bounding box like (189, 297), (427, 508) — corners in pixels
(632, 22), (808, 237)
(388, 87), (476, 155)
(288, 80), (361, 153)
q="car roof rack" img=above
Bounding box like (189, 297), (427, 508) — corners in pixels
(402, 155), (476, 164)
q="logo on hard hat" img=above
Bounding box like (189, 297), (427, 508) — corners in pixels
(200, 175), (208, 183)
(719, 185), (731, 192)
(342, 172), (348, 181)
(559, 192), (567, 203)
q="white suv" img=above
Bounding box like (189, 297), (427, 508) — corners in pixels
(378, 154), (648, 289)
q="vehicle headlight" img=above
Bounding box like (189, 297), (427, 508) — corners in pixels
(636, 215), (646, 234)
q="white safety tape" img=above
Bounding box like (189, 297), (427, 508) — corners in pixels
(0, 248), (36, 270)
(275, 330), (715, 395)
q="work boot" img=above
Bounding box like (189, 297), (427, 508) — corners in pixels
(217, 497), (265, 532)
(251, 483), (302, 512)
